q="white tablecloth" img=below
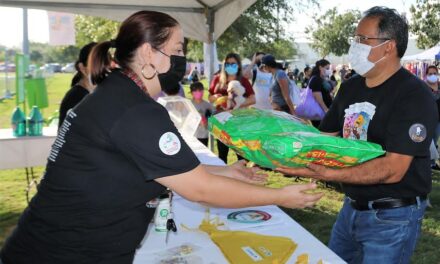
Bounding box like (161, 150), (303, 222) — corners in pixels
(134, 136), (345, 264)
(0, 127), (57, 170)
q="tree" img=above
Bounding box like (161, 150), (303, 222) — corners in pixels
(306, 8), (361, 58)
(410, 0), (440, 49)
(216, 0), (306, 60)
(29, 42), (79, 64)
(75, 15), (120, 47)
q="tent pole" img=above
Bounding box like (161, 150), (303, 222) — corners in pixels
(206, 8), (217, 152)
(23, 8), (29, 56)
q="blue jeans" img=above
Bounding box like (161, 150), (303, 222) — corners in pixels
(329, 197), (427, 264)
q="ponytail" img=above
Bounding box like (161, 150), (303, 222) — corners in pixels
(70, 72), (82, 87)
(88, 41), (113, 85)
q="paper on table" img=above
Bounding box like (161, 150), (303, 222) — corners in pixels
(210, 206), (285, 230)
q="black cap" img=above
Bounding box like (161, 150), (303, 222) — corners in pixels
(261, 54), (277, 68)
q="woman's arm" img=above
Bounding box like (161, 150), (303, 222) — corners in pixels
(155, 164), (323, 209)
(278, 78), (295, 115)
(203, 160), (267, 184)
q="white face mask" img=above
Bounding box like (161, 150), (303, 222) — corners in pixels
(427, 74), (438, 83)
(348, 40), (389, 76)
(325, 69), (332, 77)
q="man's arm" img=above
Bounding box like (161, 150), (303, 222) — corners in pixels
(277, 151), (412, 185)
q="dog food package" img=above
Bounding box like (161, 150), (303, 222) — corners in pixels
(208, 108), (385, 169)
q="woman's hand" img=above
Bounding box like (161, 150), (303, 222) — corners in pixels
(277, 183), (323, 209)
(228, 160), (268, 184)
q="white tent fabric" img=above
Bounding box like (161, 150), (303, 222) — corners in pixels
(0, 0), (256, 43)
(402, 43), (440, 62)
(0, 0), (257, 90)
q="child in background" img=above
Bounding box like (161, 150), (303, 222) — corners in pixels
(190, 82), (215, 146)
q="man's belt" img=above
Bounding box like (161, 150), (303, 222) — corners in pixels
(349, 195), (427, 211)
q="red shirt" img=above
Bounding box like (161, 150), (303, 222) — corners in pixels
(209, 75), (254, 97)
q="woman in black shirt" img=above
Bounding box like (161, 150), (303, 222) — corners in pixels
(1, 11), (322, 264)
(58, 42), (97, 127)
(309, 59), (333, 127)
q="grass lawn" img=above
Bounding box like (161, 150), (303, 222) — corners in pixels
(0, 74), (439, 263)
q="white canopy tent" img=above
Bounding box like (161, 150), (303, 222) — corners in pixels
(402, 43), (440, 62)
(0, 0), (257, 79)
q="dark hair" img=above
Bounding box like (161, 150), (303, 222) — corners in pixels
(426, 65), (439, 74)
(311, 59), (330, 77)
(304, 66), (311, 73)
(71, 42), (97, 86)
(190, 81), (204, 92)
(89, 11), (179, 84)
(363, 6), (408, 58)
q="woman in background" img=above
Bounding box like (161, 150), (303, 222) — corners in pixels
(309, 59), (333, 127)
(208, 53), (255, 163)
(58, 42), (97, 127)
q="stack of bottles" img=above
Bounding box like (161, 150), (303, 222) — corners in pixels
(11, 106), (44, 137)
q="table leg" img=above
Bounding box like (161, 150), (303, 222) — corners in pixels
(25, 167), (39, 204)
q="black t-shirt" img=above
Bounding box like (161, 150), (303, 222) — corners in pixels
(320, 68), (437, 200)
(58, 84), (89, 127)
(309, 75), (333, 108)
(1, 70), (200, 264)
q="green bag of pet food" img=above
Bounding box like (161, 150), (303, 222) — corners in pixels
(208, 108), (385, 169)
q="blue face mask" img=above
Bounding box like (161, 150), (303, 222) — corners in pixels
(224, 63), (238, 75)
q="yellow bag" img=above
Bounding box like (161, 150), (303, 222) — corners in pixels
(209, 230), (297, 264)
(194, 211), (297, 264)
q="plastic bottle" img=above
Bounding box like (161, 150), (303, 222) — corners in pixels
(11, 107), (26, 137)
(154, 197), (170, 232)
(28, 106), (44, 136)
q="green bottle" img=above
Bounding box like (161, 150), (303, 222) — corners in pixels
(11, 107), (26, 137)
(28, 106), (44, 136)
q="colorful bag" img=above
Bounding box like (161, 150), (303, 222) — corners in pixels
(295, 77), (325, 120)
(209, 108), (385, 169)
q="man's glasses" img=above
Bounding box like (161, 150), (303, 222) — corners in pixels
(349, 35), (391, 44)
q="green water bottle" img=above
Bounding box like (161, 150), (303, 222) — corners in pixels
(28, 106), (44, 136)
(11, 107), (26, 137)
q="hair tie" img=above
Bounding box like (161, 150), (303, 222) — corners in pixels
(109, 39), (116, 48)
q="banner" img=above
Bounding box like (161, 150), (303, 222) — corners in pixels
(25, 78), (48, 109)
(48, 12), (75, 46)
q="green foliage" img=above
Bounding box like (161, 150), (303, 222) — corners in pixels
(186, 40), (204, 62)
(306, 8), (361, 57)
(410, 0), (440, 49)
(28, 42), (79, 64)
(75, 15), (120, 47)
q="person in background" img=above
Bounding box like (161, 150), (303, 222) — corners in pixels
(309, 59), (333, 127)
(339, 64), (348, 83)
(0, 11), (322, 264)
(243, 52), (273, 110)
(209, 52), (256, 163)
(302, 66), (312, 88)
(330, 70), (338, 88)
(278, 7), (436, 263)
(260, 54), (295, 115)
(58, 42), (97, 127)
(190, 81), (214, 147)
(189, 66), (200, 83)
(425, 65), (440, 170)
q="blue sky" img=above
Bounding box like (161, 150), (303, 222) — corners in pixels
(0, 0), (417, 48)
